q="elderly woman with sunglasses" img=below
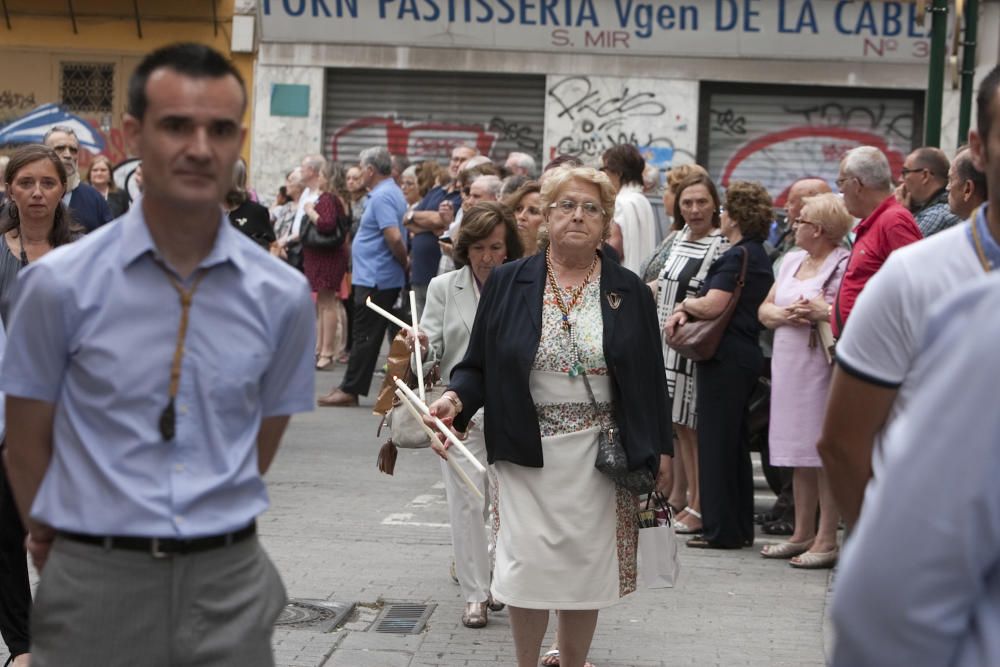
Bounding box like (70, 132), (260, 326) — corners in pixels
(757, 193), (851, 568)
(426, 166), (672, 667)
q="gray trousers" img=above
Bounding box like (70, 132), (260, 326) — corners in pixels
(31, 535), (286, 667)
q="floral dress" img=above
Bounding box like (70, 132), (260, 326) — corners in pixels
(490, 277), (639, 609)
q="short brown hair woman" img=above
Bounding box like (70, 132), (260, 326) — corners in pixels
(0, 143), (82, 666)
(406, 201), (522, 629)
(665, 180), (775, 549)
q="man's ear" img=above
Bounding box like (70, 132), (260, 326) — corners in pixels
(969, 129), (986, 174)
(122, 113), (141, 158)
(963, 179), (975, 202)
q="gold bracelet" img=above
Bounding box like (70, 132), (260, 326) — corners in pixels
(444, 392), (463, 413)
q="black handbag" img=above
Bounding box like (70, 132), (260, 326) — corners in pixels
(580, 370), (655, 495)
(301, 196), (350, 250)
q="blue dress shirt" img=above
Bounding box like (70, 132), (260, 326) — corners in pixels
(0, 205), (316, 538)
(351, 178), (408, 289)
(831, 264), (1000, 667)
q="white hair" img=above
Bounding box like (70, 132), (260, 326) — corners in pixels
(472, 174), (502, 198)
(842, 146), (892, 191)
(506, 151), (537, 177)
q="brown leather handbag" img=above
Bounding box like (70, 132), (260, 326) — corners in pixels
(665, 246), (748, 362)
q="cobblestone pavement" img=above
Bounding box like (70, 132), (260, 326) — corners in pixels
(3, 366), (833, 666)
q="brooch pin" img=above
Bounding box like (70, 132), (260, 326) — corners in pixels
(606, 291), (622, 310)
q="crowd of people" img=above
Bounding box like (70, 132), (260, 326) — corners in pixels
(0, 38), (997, 667)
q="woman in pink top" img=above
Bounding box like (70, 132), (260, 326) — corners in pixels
(758, 193), (851, 569)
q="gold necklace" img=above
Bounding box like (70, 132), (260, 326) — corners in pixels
(545, 248), (599, 377)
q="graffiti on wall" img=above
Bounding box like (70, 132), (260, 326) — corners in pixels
(543, 75), (697, 167)
(709, 97), (914, 206)
(330, 115), (544, 164)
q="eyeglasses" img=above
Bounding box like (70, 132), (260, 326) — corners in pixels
(900, 167), (927, 176)
(835, 176), (857, 189)
(549, 199), (605, 219)
(793, 218), (819, 228)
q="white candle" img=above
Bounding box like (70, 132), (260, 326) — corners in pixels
(392, 377), (487, 475)
(365, 296), (412, 332)
(409, 290), (425, 402)
(394, 389), (483, 501)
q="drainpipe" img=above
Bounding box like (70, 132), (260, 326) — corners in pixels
(924, 0), (949, 147)
(957, 0), (979, 145)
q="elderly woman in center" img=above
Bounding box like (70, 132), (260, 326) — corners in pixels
(758, 193), (851, 568)
(666, 180), (775, 549)
(427, 166), (673, 667)
(408, 202), (524, 628)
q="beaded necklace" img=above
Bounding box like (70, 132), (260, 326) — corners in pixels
(545, 247), (599, 377)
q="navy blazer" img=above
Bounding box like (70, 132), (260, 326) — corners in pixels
(69, 182), (113, 232)
(449, 251), (673, 474)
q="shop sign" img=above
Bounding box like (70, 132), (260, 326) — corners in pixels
(260, 0), (937, 64)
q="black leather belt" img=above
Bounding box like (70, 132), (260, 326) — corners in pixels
(60, 521), (256, 558)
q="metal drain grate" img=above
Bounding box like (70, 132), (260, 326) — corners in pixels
(372, 602), (436, 634)
(276, 599), (355, 632)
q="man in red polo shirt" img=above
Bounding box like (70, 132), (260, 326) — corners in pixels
(831, 146), (923, 337)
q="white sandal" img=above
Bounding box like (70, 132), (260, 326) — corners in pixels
(673, 507), (702, 534)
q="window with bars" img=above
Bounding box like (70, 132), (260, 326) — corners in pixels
(60, 63), (114, 113)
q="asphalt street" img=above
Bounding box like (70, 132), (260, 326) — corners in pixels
(3, 364), (833, 666)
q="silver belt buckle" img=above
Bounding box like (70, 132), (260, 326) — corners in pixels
(150, 537), (170, 559)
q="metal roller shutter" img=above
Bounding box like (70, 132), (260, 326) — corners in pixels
(323, 68), (545, 168)
(699, 83), (922, 207)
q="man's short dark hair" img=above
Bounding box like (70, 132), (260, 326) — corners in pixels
(601, 144), (645, 187)
(910, 146), (950, 180)
(128, 42), (246, 120)
(976, 65), (1000, 147)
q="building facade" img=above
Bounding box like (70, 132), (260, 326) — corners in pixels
(254, 0), (1000, 207)
(0, 0), (256, 187)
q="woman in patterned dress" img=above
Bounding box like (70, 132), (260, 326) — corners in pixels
(650, 174), (727, 534)
(427, 166), (673, 667)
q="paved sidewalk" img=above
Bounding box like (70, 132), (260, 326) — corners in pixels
(2, 366), (833, 666)
(267, 368), (832, 667)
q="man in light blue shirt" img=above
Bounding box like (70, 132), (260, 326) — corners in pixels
(0, 43), (315, 666)
(319, 145), (408, 407)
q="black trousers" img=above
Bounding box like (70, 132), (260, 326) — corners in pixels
(696, 339), (761, 548)
(340, 285), (401, 397)
(0, 456), (30, 657)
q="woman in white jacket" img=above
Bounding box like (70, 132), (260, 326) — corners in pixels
(408, 202), (524, 628)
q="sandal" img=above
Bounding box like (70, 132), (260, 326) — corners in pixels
(760, 539), (813, 559)
(315, 355), (334, 370)
(540, 649), (595, 667)
(790, 548), (839, 569)
(461, 601), (488, 628)
(673, 507), (702, 534)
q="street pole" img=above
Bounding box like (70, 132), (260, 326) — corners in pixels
(924, 0), (949, 147)
(957, 0), (979, 146)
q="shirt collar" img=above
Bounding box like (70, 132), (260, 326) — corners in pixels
(973, 204), (1000, 269)
(119, 202), (245, 273)
(854, 194), (900, 235)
